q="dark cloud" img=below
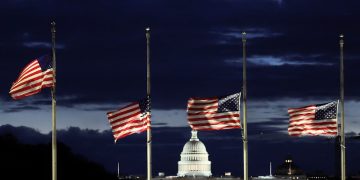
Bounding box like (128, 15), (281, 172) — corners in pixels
(3, 105), (41, 113)
(2, 99), (45, 113)
(152, 122), (168, 126)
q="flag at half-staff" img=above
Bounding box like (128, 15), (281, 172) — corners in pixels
(107, 97), (151, 142)
(187, 92), (241, 131)
(9, 55), (54, 100)
(287, 101), (338, 137)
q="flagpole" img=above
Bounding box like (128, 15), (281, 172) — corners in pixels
(242, 32), (248, 180)
(51, 21), (57, 180)
(117, 161), (120, 179)
(339, 34), (346, 180)
(145, 27), (152, 180)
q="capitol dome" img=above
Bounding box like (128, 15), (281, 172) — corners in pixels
(177, 130), (212, 177)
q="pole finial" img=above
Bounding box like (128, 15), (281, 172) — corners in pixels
(340, 34), (344, 46)
(146, 27), (150, 39)
(51, 21), (56, 33)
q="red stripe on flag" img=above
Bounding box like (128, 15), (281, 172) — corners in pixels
(107, 102), (150, 142)
(187, 95), (241, 131)
(9, 59), (54, 100)
(287, 102), (338, 137)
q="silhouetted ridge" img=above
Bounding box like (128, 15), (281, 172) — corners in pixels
(0, 133), (114, 180)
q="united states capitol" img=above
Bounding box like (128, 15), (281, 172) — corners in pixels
(119, 130), (328, 180)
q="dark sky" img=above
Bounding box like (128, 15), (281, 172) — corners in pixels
(1, 0), (360, 177)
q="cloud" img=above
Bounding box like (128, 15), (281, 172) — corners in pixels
(2, 98), (360, 136)
(211, 28), (283, 45)
(3, 105), (41, 113)
(2, 96), (51, 113)
(225, 54), (334, 67)
(22, 41), (65, 49)
(152, 122), (168, 126)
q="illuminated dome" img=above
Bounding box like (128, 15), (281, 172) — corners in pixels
(177, 130), (212, 177)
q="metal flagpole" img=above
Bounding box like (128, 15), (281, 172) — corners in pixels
(51, 21), (57, 180)
(117, 162), (120, 179)
(242, 32), (248, 180)
(145, 27), (152, 180)
(339, 34), (346, 180)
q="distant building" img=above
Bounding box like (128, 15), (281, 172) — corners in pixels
(177, 130), (212, 177)
(306, 171), (329, 180)
(274, 155), (306, 180)
(155, 131), (311, 180)
(251, 162), (275, 180)
(252, 156), (306, 180)
(155, 131), (242, 180)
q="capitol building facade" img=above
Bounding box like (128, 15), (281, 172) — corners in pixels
(153, 130), (314, 180)
(177, 130), (212, 177)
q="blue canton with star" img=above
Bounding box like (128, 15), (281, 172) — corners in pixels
(315, 101), (338, 120)
(218, 93), (240, 113)
(139, 96), (151, 114)
(37, 55), (52, 70)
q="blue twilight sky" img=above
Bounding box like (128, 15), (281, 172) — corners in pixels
(1, 0), (360, 176)
(0, 0), (359, 133)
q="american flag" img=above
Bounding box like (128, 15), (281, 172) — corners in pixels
(187, 93), (241, 131)
(288, 101), (338, 137)
(107, 97), (151, 142)
(9, 56), (54, 100)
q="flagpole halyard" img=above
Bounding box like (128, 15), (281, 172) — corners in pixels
(51, 21), (57, 180)
(242, 32), (248, 180)
(145, 27), (152, 180)
(339, 34), (346, 180)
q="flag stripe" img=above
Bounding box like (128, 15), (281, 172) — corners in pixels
(287, 105), (316, 113)
(115, 126), (148, 140)
(10, 76), (54, 98)
(108, 107), (141, 122)
(289, 119), (337, 127)
(110, 112), (143, 129)
(287, 101), (338, 137)
(113, 116), (150, 140)
(288, 123), (338, 131)
(12, 61), (42, 86)
(190, 120), (241, 126)
(107, 103), (138, 116)
(188, 113), (240, 121)
(288, 127), (338, 132)
(289, 132), (337, 137)
(113, 117), (149, 133)
(10, 72), (54, 94)
(9, 58), (54, 100)
(289, 111), (315, 118)
(107, 98), (150, 142)
(192, 124), (242, 131)
(187, 93), (241, 131)
(15, 61), (39, 81)
(11, 69), (53, 91)
(187, 105), (218, 111)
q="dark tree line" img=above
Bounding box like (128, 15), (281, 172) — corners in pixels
(0, 133), (116, 180)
